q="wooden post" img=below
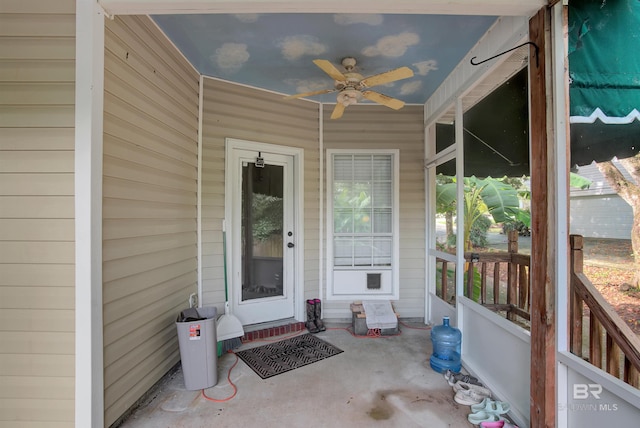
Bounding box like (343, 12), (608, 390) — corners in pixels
(508, 230), (519, 254)
(607, 335), (621, 378)
(507, 231), (518, 320)
(590, 316), (602, 367)
(493, 263), (500, 304)
(529, 8), (556, 428)
(467, 262), (475, 301)
(519, 266), (529, 310)
(570, 235), (584, 356)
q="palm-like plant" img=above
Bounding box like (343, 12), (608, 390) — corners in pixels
(437, 176), (525, 251)
(436, 173), (591, 252)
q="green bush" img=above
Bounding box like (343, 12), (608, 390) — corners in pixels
(502, 219), (531, 236)
(470, 215), (491, 248)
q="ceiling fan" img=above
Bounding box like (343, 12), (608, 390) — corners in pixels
(284, 57), (414, 119)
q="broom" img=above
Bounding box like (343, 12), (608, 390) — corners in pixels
(217, 221), (244, 354)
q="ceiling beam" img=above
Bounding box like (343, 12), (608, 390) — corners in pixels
(99, 0), (545, 17)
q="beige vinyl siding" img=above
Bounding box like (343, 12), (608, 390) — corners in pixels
(0, 1), (76, 426)
(200, 78), (320, 310)
(322, 104), (425, 319)
(103, 16), (199, 426)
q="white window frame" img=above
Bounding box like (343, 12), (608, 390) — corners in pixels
(326, 149), (400, 300)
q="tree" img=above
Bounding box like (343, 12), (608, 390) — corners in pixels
(595, 153), (640, 288)
(436, 176), (526, 251)
(435, 175), (456, 242)
(251, 193), (283, 241)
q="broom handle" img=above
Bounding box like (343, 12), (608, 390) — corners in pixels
(223, 220), (229, 303)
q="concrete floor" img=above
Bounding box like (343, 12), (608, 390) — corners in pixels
(118, 322), (478, 428)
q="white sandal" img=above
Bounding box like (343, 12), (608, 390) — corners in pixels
(453, 381), (492, 395)
(453, 382), (492, 405)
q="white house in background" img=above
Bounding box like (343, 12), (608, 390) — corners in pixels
(570, 161), (633, 240)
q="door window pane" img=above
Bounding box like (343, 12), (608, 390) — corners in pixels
(241, 163), (284, 301)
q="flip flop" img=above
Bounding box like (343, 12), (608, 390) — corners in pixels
(480, 422), (505, 428)
(468, 411), (505, 425)
(471, 397), (511, 415)
(479, 420), (519, 428)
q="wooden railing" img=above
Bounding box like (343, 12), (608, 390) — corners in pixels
(570, 235), (640, 388)
(435, 231), (640, 389)
(436, 230), (531, 325)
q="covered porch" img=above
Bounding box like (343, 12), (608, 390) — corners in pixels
(118, 323), (475, 427)
(66, 1), (640, 427)
(114, 231), (639, 427)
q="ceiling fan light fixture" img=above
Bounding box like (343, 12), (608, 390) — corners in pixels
(341, 57), (357, 70)
(337, 88), (361, 106)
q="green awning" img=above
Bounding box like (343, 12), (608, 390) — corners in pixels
(435, 1), (640, 175)
(568, 0), (640, 166)
(569, 0), (640, 124)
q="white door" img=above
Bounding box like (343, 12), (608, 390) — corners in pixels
(228, 148), (296, 325)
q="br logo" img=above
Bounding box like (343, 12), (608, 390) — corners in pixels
(573, 383), (602, 400)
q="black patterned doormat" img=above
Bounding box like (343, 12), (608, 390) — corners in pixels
(236, 334), (344, 379)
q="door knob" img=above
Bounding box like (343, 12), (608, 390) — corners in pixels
(287, 242), (295, 248)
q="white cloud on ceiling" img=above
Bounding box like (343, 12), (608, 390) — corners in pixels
(400, 80), (422, 95)
(414, 59), (439, 76)
(284, 78), (331, 94)
(333, 14), (383, 26)
(362, 32), (420, 58)
(234, 14), (260, 23)
(211, 43), (250, 73)
(279, 35), (327, 61)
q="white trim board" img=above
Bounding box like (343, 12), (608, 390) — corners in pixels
(99, 0), (545, 17)
(75, 1), (105, 427)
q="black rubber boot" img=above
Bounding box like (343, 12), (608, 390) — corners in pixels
(305, 299), (320, 333)
(313, 298), (326, 332)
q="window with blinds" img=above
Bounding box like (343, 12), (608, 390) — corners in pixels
(332, 154), (394, 268)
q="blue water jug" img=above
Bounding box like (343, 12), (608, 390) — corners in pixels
(430, 316), (462, 373)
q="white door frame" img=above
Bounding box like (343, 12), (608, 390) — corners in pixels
(228, 149), (294, 323)
(224, 138), (305, 324)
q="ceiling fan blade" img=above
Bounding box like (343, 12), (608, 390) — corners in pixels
(313, 59), (347, 81)
(361, 91), (405, 110)
(330, 103), (345, 119)
(360, 66), (414, 88)
(283, 88), (335, 99)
